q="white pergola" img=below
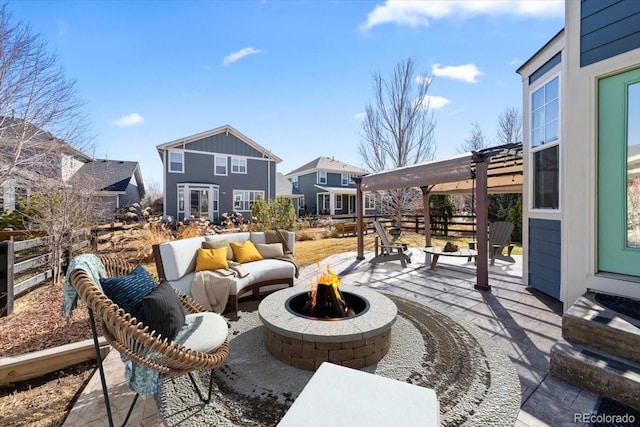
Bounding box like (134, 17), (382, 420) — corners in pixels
(353, 143), (523, 290)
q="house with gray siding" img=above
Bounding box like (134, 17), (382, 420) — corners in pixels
(517, 0), (640, 306)
(284, 157), (371, 216)
(156, 125), (281, 222)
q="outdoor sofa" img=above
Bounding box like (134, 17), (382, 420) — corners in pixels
(153, 231), (296, 314)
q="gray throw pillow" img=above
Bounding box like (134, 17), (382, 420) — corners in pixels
(141, 281), (186, 341)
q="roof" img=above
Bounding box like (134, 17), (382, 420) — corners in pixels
(156, 124), (282, 163)
(73, 159), (143, 194)
(360, 143), (523, 195)
(285, 157), (368, 177)
(516, 28), (564, 75)
(314, 184), (357, 195)
(275, 172), (303, 198)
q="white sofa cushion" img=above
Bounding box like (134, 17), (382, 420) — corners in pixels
(157, 236), (205, 282)
(229, 259), (295, 295)
(250, 232), (296, 253)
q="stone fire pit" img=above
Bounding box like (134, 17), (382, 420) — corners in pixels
(258, 285), (397, 371)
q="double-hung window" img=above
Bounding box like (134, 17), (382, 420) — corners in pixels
(233, 190), (264, 212)
(336, 195), (343, 210)
(169, 150), (184, 173)
(231, 157), (247, 174)
(341, 173), (350, 186)
(215, 156), (228, 176)
(365, 193), (376, 210)
(318, 171), (327, 184)
(531, 75), (560, 210)
(291, 176), (298, 188)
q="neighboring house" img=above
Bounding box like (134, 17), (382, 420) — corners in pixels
(275, 172), (304, 216)
(72, 159), (146, 223)
(156, 125), (281, 222)
(517, 0), (640, 306)
(284, 157), (370, 216)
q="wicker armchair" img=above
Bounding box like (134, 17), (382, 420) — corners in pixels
(70, 254), (229, 426)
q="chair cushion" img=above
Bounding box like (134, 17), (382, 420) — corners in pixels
(255, 243), (284, 259)
(230, 240), (263, 263)
(141, 281), (186, 341)
(181, 312), (229, 353)
(195, 247), (229, 271)
(202, 240), (234, 261)
(100, 265), (156, 322)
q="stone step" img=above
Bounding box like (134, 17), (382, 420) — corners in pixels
(550, 338), (640, 410)
(562, 291), (640, 363)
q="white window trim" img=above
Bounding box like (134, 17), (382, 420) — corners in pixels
(215, 155), (228, 176)
(231, 156), (247, 174)
(168, 149), (184, 173)
(341, 173), (350, 186)
(233, 189), (265, 212)
(291, 176), (298, 188)
(528, 72), (561, 213)
(336, 194), (343, 210)
(318, 171), (327, 185)
(365, 193), (376, 210)
(176, 183), (220, 221)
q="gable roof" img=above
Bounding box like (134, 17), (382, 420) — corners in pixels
(73, 159), (144, 196)
(285, 157), (368, 177)
(156, 124), (282, 163)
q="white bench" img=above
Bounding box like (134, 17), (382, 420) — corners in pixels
(278, 362), (440, 427)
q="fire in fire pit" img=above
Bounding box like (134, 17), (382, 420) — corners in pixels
(286, 265), (368, 320)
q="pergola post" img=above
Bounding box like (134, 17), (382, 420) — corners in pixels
(474, 155), (490, 291)
(421, 186), (432, 266)
(354, 176), (365, 260)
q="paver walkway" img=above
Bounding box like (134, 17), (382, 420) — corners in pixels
(64, 250), (599, 427)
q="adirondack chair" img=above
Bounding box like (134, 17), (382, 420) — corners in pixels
(370, 221), (412, 267)
(489, 221), (515, 266)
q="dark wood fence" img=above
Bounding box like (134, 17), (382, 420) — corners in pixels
(331, 214), (477, 237)
(0, 223), (132, 318)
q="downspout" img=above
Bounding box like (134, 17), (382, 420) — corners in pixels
(162, 149), (167, 216)
(353, 176), (364, 260)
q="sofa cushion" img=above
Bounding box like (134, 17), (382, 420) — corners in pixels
(230, 241), (263, 263)
(255, 243), (284, 258)
(157, 236), (205, 281)
(195, 247), (229, 271)
(230, 259), (295, 295)
(142, 281), (185, 341)
(250, 231), (296, 254)
(202, 240), (234, 261)
(100, 265), (156, 321)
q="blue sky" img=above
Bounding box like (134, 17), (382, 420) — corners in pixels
(9, 0), (564, 189)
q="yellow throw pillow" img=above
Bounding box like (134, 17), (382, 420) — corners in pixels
(195, 247), (229, 271)
(202, 240), (234, 261)
(230, 240), (264, 263)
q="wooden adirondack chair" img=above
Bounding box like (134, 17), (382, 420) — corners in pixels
(370, 221), (412, 267)
(489, 221), (515, 266)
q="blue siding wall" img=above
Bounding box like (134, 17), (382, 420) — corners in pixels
(528, 218), (561, 299)
(529, 52), (561, 85)
(581, 0), (640, 67)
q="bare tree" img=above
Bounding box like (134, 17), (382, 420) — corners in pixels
(458, 121), (489, 153)
(496, 107), (522, 145)
(358, 58), (437, 225)
(0, 4), (89, 187)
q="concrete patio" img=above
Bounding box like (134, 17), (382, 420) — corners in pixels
(64, 250), (600, 427)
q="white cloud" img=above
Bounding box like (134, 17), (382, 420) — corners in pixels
(509, 58), (521, 67)
(114, 113), (144, 127)
(222, 47), (262, 66)
(432, 63), (482, 83)
(354, 112), (367, 120)
(417, 95), (450, 110)
(361, 0), (564, 30)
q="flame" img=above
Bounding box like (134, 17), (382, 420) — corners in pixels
(309, 263), (344, 309)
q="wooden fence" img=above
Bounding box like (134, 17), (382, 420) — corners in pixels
(331, 214), (478, 237)
(0, 223), (133, 318)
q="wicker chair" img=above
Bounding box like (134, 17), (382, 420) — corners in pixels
(70, 254), (229, 427)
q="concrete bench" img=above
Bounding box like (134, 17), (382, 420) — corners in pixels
(278, 362), (440, 426)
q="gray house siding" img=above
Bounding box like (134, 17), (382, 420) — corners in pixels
(122, 182), (141, 206)
(528, 218), (561, 299)
(297, 173), (318, 214)
(581, 0), (640, 67)
(186, 133), (263, 158)
(164, 146), (276, 221)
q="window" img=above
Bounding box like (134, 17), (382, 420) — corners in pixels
(531, 75), (560, 209)
(177, 184), (219, 221)
(215, 156), (228, 175)
(178, 187), (185, 216)
(299, 195), (304, 209)
(233, 190), (264, 211)
(318, 171), (327, 184)
(341, 173), (350, 186)
(231, 157), (247, 174)
(336, 195), (343, 210)
(365, 193), (376, 210)
(291, 176), (298, 188)
(169, 150), (184, 173)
